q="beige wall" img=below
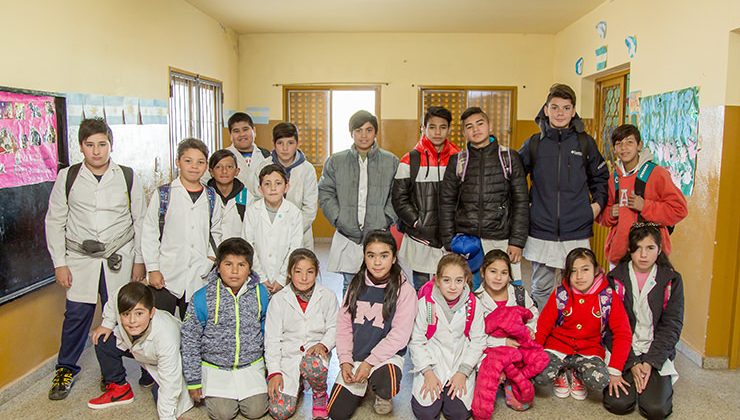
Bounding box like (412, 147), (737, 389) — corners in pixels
(727, 30), (740, 106)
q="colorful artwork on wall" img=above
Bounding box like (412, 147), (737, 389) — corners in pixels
(596, 45), (608, 71)
(575, 57), (584, 75)
(625, 35), (638, 58)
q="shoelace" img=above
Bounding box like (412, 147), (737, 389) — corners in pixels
(52, 370), (73, 386)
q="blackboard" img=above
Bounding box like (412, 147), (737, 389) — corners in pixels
(0, 86), (68, 304)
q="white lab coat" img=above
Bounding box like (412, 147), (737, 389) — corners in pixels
(408, 290), (487, 409)
(475, 284), (539, 348)
(219, 189), (248, 240)
(227, 144), (270, 199)
(101, 290), (193, 420)
(285, 160), (318, 250)
(141, 178), (223, 300)
(264, 284), (338, 397)
(242, 199), (302, 286)
(45, 162), (146, 304)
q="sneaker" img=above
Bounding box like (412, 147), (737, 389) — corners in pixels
(312, 391), (329, 419)
(504, 383), (531, 411)
(87, 383), (134, 409)
(138, 368), (155, 388)
(373, 395), (393, 415)
(569, 373), (587, 400)
(553, 371), (570, 398)
(48, 368), (76, 400)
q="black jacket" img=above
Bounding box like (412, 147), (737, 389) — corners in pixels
(438, 138), (529, 249)
(606, 262), (685, 371)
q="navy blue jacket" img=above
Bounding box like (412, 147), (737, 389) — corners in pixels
(519, 107), (608, 241)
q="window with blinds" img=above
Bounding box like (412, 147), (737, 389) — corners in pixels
(419, 86), (516, 149)
(169, 68), (223, 175)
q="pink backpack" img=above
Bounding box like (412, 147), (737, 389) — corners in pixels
(418, 279), (476, 340)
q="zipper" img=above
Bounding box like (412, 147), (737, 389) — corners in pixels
(556, 133), (562, 240)
(233, 291), (240, 369)
(478, 148), (484, 237)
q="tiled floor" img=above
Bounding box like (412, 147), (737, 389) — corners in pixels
(1, 242), (738, 419)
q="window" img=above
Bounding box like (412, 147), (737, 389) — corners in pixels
(284, 85), (380, 165)
(169, 68), (223, 175)
(419, 86), (516, 149)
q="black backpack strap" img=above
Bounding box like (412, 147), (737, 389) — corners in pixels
(527, 134), (540, 169)
(513, 284), (526, 307)
(65, 163), (83, 201)
(409, 149), (421, 184)
(119, 165), (134, 206)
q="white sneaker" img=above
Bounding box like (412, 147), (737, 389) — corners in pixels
(553, 371), (570, 398)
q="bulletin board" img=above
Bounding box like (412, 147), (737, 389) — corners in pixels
(0, 86), (68, 305)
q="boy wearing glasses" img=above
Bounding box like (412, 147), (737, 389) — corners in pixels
(518, 84), (609, 309)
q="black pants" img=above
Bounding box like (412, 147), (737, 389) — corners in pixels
(411, 386), (470, 420)
(151, 287), (188, 320)
(327, 363), (402, 420)
(603, 368), (673, 420)
(95, 334), (159, 400)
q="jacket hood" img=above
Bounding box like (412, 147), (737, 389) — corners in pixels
(271, 149), (306, 179)
(560, 270), (608, 295)
(414, 135), (459, 164)
(350, 142), (379, 158)
(616, 148), (654, 176)
(207, 177), (246, 202)
(535, 104), (586, 138)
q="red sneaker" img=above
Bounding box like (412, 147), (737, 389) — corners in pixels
(87, 382), (134, 409)
(553, 372), (570, 398)
(570, 373), (587, 400)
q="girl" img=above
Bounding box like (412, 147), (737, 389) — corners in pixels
(409, 254), (486, 420)
(603, 223), (684, 419)
(208, 149), (249, 240)
(534, 248), (632, 401)
(327, 230), (417, 419)
(265, 249), (339, 420)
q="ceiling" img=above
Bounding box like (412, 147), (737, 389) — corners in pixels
(185, 0), (606, 34)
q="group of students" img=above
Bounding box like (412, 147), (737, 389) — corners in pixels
(43, 82), (688, 420)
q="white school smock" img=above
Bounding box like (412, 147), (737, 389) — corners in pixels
(141, 178), (223, 301)
(45, 162), (146, 304)
(242, 198), (303, 286)
(284, 160), (318, 250)
(408, 290), (487, 409)
(219, 187), (249, 240)
(264, 284), (338, 397)
(227, 144), (270, 199)
(475, 284), (539, 348)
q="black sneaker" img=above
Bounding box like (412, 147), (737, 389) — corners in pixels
(138, 368), (155, 388)
(49, 367), (75, 400)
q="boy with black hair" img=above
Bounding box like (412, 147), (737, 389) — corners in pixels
(438, 107), (529, 287)
(392, 106), (460, 289)
(518, 83), (609, 309)
(318, 110), (399, 292)
(45, 117), (146, 400)
(225, 112), (271, 197)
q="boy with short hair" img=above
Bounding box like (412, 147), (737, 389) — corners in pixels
(599, 124), (687, 267)
(88, 282), (194, 419)
(519, 83), (609, 309)
(181, 238), (270, 420)
(225, 112), (271, 197)
(270, 122), (318, 249)
(438, 107), (529, 286)
(142, 138), (223, 318)
(392, 106), (460, 289)
(242, 164), (303, 294)
(318, 110), (399, 291)
(208, 149), (249, 240)
(45, 117), (146, 400)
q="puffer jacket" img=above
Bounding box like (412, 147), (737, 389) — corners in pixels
(438, 137), (529, 249)
(391, 136), (459, 248)
(519, 107), (609, 241)
(318, 143), (399, 244)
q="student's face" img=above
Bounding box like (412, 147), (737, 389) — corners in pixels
(258, 171), (288, 207)
(209, 156), (240, 186)
(569, 257), (596, 293)
(274, 136), (298, 165)
(424, 116), (451, 147)
(364, 241), (396, 280)
(120, 303), (154, 337)
(352, 122), (376, 153)
(291, 258), (317, 292)
(80, 133), (112, 172)
(230, 121), (255, 152)
(436, 264), (467, 302)
(615, 134), (641, 166)
(218, 254), (251, 293)
(631, 236), (660, 273)
(483, 259), (510, 294)
(176, 148), (208, 184)
(544, 97), (576, 129)
(462, 114), (490, 148)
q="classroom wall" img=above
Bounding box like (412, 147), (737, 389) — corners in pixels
(552, 0), (740, 363)
(0, 0), (239, 389)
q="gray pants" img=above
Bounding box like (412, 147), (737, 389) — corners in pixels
(205, 393), (268, 420)
(530, 262), (557, 309)
(535, 352), (610, 392)
(342, 272), (356, 295)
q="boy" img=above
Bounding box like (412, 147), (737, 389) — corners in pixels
(599, 124), (687, 267)
(242, 164), (303, 294)
(519, 84), (609, 309)
(141, 138), (223, 319)
(270, 122), (318, 249)
(88, 282), (194, 420)
(181, 238), (270, 420)
(224, 112), (271, 197)
(318, 110), (399, 291)
(438, 107), (529, 285)
(45, 117), (146, 400)
(207, 149), (249, 240)
(392, 106), (460, 289)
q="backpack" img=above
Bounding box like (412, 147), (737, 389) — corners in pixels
(191, 279), (269, 332)
(554, 281), (625, 344)
(158, 183), (218, 253)
(455, 136), (512, 182)
(512, 284), (527, 308)
(65, 162), (134, 206)
(527, 132), (591, 171)
(613, 161), (675, 234)
(418, 279), (477, 340)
